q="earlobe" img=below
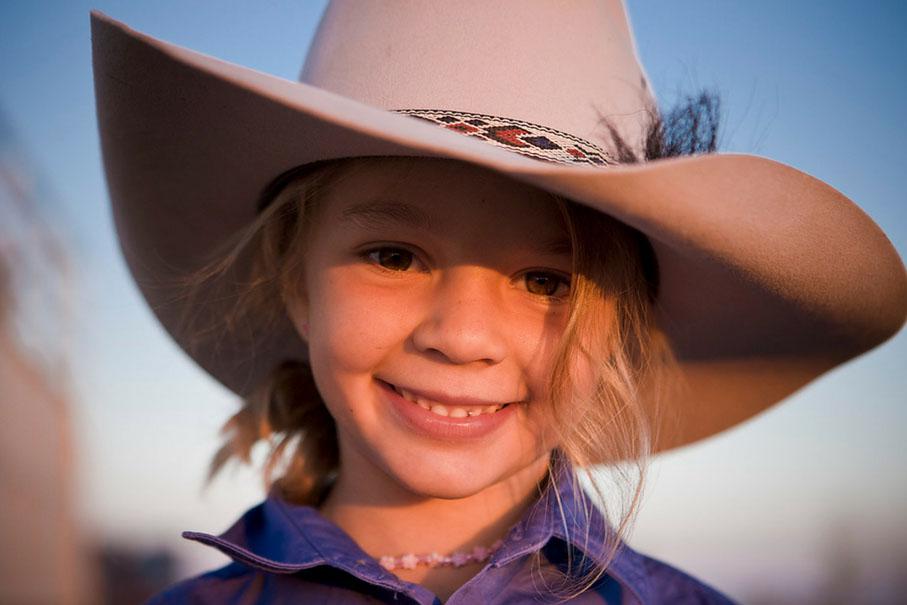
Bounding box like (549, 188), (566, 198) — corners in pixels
(283, 285), (310, 341)
(285, 298), (310, 343)
(293, 309), (310, 341)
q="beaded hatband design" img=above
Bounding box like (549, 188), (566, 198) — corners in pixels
(378, 539), (505, 571)
(392, 109), (617, 167)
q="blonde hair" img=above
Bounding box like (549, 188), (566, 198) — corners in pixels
(179, 154), (678, 598)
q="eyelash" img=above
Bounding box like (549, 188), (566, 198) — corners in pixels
(522, 272), (572, 302)
(360, 246), (422, 274)
(358, 245), (571, 302)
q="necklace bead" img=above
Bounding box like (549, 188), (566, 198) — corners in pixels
(378, 539), (504, 571)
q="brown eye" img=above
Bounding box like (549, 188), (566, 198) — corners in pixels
(524, 271), (570, 298)
(366, 247), (415, 271)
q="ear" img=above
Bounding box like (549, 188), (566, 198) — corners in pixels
(295, 304), (310, 343)
(283, 291), (310, 343)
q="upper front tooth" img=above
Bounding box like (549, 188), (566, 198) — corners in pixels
(399, 388), (417, 402)
(397, 386), (508, 416)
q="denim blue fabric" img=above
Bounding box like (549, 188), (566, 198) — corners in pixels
(147, 459), (737, 604)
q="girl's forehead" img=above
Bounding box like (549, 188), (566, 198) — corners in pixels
(318, 157), (569, 237)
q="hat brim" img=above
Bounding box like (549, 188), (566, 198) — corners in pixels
(91, 11), (907, 453)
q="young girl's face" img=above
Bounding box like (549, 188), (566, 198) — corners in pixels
(290, 158), (575, 498)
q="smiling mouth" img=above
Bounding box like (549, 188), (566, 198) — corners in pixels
(384, 381), (512, 418)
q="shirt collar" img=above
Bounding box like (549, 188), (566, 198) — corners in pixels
(184, 453), (652, 603)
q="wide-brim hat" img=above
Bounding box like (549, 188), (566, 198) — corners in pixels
(90, 2), (906, 454)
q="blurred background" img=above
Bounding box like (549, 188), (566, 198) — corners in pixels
(1, 1), (905, 603)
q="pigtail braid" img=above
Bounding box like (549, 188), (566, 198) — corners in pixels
(185, 160), (347, 505)
(206, 361), (339, 505)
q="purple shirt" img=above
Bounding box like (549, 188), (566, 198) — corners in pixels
(148, 459), (737, 604)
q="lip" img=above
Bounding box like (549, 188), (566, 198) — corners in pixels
(377, 379), (517, 441)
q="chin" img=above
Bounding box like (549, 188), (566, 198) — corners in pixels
(380, 446), (544, 500)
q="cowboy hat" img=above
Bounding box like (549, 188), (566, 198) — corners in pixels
(90, 2), (907, 453)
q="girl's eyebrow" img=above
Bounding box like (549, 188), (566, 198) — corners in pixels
(339, 200), (435, 232)
(540, 237), (572, 257)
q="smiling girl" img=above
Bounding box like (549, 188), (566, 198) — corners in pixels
(185, 154), (674, 602)
(91, 2), (906, 603)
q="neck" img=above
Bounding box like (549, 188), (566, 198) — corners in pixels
(319, 448), (551, 560)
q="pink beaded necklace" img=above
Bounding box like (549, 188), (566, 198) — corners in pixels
(378, 539), (505, 571)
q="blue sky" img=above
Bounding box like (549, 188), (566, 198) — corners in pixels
(2, 2), (905, 601)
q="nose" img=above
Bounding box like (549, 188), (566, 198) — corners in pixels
(410, 266), (509, 366)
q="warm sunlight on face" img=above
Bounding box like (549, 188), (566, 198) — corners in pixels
(289, 157), (574, 498)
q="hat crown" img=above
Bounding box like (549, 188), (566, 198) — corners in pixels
(299, 0), (654, 154)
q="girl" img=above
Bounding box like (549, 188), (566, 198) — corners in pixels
(90, 2), (906, 603)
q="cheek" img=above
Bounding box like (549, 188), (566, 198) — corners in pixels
(508, 314), (572, 447)
(306, 267), (412, 374)
(513, 309), (569, 384)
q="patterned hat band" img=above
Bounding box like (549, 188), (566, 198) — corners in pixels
(391, 109), (618, 167)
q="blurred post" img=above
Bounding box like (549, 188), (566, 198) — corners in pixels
(0, 110), (94, 604)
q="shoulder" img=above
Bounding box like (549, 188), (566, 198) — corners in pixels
(145, 562), (263, 605)
(630, 551), (738, 605)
